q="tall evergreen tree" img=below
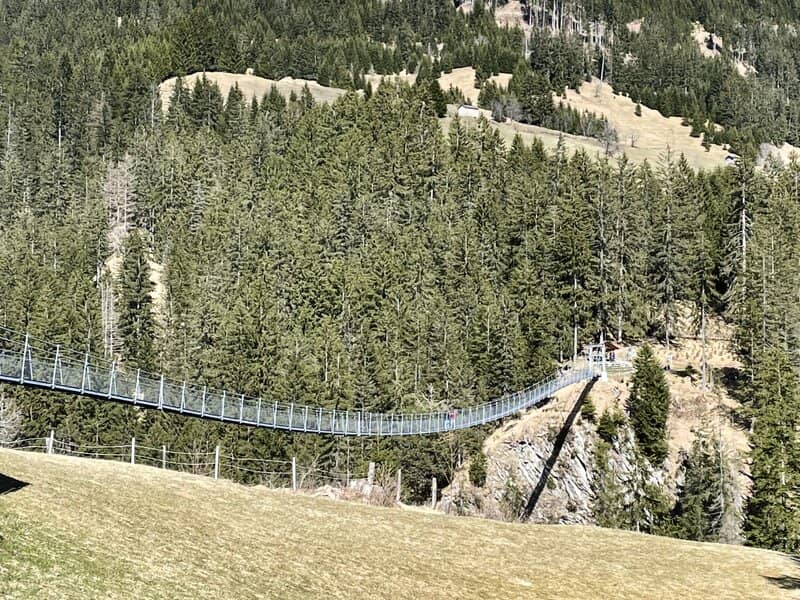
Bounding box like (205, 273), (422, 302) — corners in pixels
(117, 230), (156, 369)
(627, 344), (670, 465)
(744, 347), (800, 553)
(674, 429), (741, 543)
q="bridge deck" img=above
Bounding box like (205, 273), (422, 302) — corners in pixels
(0, 328), (597, 436)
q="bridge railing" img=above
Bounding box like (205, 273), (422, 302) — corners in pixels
(0, 327), (596, 436)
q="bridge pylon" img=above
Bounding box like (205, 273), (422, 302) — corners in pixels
(584, 335), (608, 382)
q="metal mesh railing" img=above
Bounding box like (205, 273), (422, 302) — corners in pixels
(0, 326), (598, 436)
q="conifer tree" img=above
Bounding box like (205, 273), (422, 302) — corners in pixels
(509, 60), (553, 126)
(744, 347), (800, 553)
(117, 230), (156, 369)
(627, 344), (670, 465)
(674, 429), (741, 543)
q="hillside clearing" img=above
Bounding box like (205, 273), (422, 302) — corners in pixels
(158, 70), (729, 169)
(558, 78), (729, 169)
(1, 450), (798, 599)
(158, 72), (349, 110)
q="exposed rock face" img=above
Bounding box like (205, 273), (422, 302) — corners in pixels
(440, 383), (609, 524)
(496, 421), (598, 523)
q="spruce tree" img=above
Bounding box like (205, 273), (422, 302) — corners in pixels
(674, 430), (741, 543)
(117, 230), (156, 370)
(592, 439), (628, 528)
(509, 61), (553, 126)
(744, 348), (800, 553)
(627, 344), (670, 465)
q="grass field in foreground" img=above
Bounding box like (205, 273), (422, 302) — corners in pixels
(1, 449), (798, 599)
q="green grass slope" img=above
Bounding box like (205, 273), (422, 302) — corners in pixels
(1, 449), (798, 599)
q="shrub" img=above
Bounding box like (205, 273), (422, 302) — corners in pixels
(469, 451), (488, 487)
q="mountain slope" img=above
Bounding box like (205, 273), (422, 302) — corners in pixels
(1, 449), (797, 599)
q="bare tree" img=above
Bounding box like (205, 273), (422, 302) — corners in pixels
(600, 121), (619, 156)
(629, 130), (640, 148)
(0, 393), (22, 444)
(505, 99), (524, 123)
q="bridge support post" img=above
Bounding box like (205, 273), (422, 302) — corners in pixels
(79, 351), (90, 393)
(213, 445), (220, 480)
(599, 331), (608, 382)
(130, 437), (136, 465)
(291, 457), (297, 491)
(431, 477), (437, 509)
(162, 445), (167, 469)
(133, 369), (140, 404)
(51, 345), (60, 388)
(19, 333), (28, 383)
(396, 468), (402, 504)
(108, 362), (116, 398)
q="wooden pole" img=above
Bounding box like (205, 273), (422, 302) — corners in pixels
(367, 461), (376, 486)
(162, 445), (167, 469)
(214, 445), (220, 480)
(130, 437), (136, 465)
(431, 477), (437, 509)
(291, 457), (297, 491)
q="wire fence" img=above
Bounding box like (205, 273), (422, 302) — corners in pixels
(0, 434), (372, 492)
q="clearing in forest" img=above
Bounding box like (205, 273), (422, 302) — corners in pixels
(159, 70), (731, 170)
(158, 72), (349, 110)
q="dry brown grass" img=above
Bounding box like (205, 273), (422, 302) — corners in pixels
(441, 112), (610, 158)
(158, 72), (348, 111)
(493, 1), (527, 29)
(365, 66), (511, 106)
(1, 449), (797, 599)
(441, 76), (731, 171)
(439, 67), (512, 105)
(559, 78), (730, 169)
(158, 70), (727, 170)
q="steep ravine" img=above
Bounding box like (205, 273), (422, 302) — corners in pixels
(440, 312), (748, 526)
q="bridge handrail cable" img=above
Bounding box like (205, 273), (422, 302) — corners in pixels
(0, 326), (598, 436)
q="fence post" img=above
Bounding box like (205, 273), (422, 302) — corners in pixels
(214, 445), (220, 480)
(396, 468), (402, 504)
(130, 437), (136, 465)
(367, 461), (376, 486)
(47, 429), (54, 455)
(291, 457), (297, 491)
(162, 445), (167, 469)
(431, 477), (437, 509)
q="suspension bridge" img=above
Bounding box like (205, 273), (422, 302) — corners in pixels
(0, 327), (606, 436)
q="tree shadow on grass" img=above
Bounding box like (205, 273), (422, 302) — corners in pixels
(0, 472), (29, 496)
(521, 377), (597, 520)
(765, 555), (800, 591)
